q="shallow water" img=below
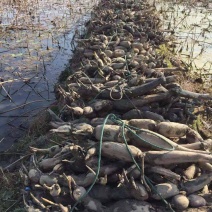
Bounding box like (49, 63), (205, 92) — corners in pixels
(155, 0), (212, 86)
(0, 0), (98, 151)
(0, 0), (211, 151)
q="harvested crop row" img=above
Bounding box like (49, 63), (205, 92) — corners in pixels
(19, 0), (212, 211)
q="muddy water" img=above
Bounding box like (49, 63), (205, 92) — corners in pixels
(0, 0), (98, 151)
(155, 0), (212, 87)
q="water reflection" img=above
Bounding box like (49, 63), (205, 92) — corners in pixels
(0, 0), (98, 151)
(155, 0), (212, 86)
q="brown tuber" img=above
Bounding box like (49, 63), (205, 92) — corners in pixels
(152, 183), (179, 200)
(172, 194), (189, 210)
(101, 142), (144, 162)
(188, 194), (206, 208)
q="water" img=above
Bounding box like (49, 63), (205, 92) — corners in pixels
(154, 0), (212, 87)
(1, 0), (211, 151)
(0, 0), (98, 151)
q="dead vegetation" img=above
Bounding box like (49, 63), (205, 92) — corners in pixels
(0, 0), (212, 211)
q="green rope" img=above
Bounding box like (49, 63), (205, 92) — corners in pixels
(70, 113), (111, 212)
(110, 115), (175, 151)
(71, 113), (175, 212)
(111, 114), (175, 212)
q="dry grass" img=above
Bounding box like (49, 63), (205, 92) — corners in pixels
(0, 169), (24, 211)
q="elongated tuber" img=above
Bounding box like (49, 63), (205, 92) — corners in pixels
(102, 142), (144, 162)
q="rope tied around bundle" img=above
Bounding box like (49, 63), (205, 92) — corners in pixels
(71, 113), (175, 212)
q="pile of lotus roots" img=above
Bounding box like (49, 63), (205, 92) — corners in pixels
(21, 0), (212, 211)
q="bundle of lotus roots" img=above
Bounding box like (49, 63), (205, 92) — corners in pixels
(21, 0), (212, 211)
